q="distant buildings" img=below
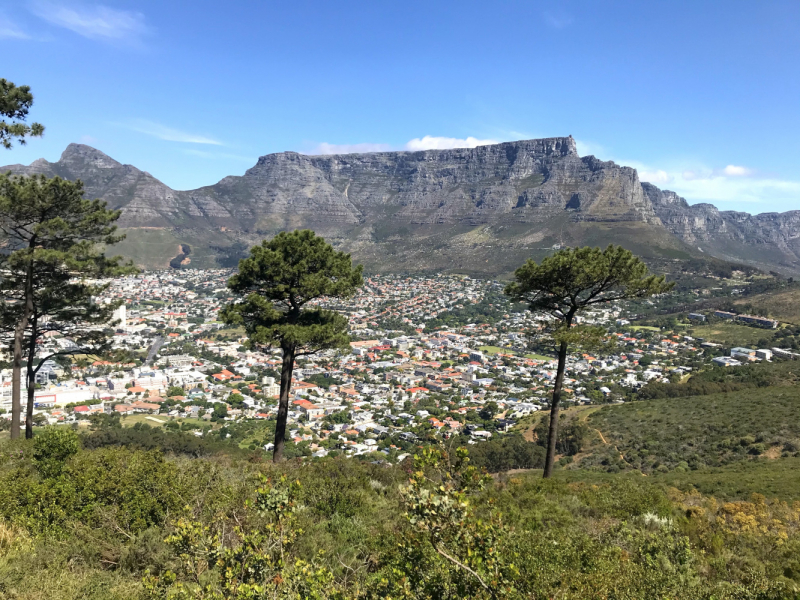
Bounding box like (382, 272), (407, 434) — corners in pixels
(737, 314), (778, 329)
(731, 347), (756, 361)
(713, 310), (777, 329)
(713, 357), (742, 367)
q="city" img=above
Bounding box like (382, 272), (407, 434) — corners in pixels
(3, 269), (795, 463)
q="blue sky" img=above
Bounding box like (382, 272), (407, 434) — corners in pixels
(1, 0), (799, 213)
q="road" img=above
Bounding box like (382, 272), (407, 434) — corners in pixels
(145, 336), (165, 365)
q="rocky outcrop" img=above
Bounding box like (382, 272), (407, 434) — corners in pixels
(643, 182), (800, 268)
(1, 143), (181, 227)
(2, 138), (799, 273)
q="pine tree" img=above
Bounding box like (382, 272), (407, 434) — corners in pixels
(0, 174), (135, 438)
(0, 78), (44, 149)
(505, 245), (673, 477)
(222, 230), (363, 462)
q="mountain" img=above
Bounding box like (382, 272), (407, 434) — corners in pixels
(642, 183), (800, 271)
(3, 137), (799, 275)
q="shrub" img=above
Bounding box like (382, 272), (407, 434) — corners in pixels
(33, 426), (80, 478)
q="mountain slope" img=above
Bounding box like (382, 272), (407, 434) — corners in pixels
(643, 183), (800, 273)
(2, 138), (798, 274)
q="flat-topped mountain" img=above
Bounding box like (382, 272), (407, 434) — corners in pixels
(3, 137), (799, 274)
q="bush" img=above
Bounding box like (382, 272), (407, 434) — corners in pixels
(466, 435), (545, 472)
(33, 426), (79, 478)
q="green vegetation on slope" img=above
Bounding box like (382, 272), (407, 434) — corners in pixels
(585, 384), (800, 473)
(689, 321), (778, 347)
(735, 286), (800, 325)
(1, 428), (800, 599)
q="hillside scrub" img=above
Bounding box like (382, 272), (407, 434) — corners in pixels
(1, 435), (800, 599)
(585, 384), (800, 473)
(637, 360), (800, 400)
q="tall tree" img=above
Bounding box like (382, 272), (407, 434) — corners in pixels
(0, 174), (133, 439)
(0, 78), (44, 149)
(14, 278), (126, 438)
(222, 230), (363, 462)
(504, 245), (673, 478)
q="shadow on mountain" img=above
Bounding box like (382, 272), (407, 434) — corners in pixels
(169, 243), (192, 269)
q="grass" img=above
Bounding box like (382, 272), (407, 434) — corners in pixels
(688, 321), (776, 347)
(629, 325), (661, 332)
(211, 326), (246, 338)
(479, 345), (552, 361)
(582, 383), (800, 473)
(511, 457), (800, 501)
(479, 345), (514, 355)
(119, 414), (166, 428)
(651, 457), (800, 501)
(119, 414), (212, 431)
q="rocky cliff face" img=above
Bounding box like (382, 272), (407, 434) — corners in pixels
(183, 136), (661, 230)
(1, 144), (180, 227)
(642, 182), (800, 269)
(2, 138), (798, 274)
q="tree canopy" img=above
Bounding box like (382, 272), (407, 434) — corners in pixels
(223, 230), (363, 461)
(0, 174), (134, 438)
(505, 245), (673, 323)
(505, 245), (673, 477)
(0, 78), (44, 149)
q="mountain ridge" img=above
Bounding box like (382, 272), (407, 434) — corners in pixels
(3, 138), (799, 274)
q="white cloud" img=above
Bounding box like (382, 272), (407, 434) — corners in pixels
(639, 169), (671, 185)
(30, 2), (148, 44)
(0, 14), (31, 39)
(668, 174), (800, 208)
(575, 138), (607, 157)
(308, 142), (392, 155)
(124, 120), (223, 145)
(304, 135), (500, 155)
(404, 136), (499, 151)
(635, 162), (799, 212)
(722, 164), (753, 177)
(580, 143), (793, 212)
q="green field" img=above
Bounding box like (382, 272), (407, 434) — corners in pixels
(508, 457), (800, 502)
(629, 325), (661, 332)
(688, 321), (776, 346)
(479, 345), (552, 361)
(479, 345), (514, 355)
(652, 457), (800, 501)
(119, 414), (167, 427)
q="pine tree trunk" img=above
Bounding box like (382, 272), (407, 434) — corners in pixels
(273, 345), (295, 463)
(25, 316), (38, 439)
(10, 260), (33, 440)
(543, 339), (569, 478)
(10, 321), (25, 440)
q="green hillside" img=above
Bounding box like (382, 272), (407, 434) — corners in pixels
(2, 429), (800, 599)
(735, 287), (800, 325)
(579, 362), (800, 474)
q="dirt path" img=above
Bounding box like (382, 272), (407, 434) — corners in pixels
(594, 428), (608, 444)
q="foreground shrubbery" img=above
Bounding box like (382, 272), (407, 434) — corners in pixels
(1, 429), (800, 599)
